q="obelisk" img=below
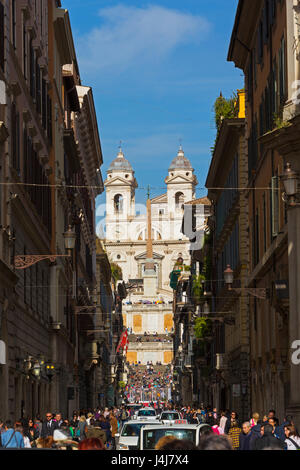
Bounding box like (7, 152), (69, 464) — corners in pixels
(143, 186), (157, 297)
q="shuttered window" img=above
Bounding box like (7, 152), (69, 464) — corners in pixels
(11, 102), (20, 173)
(0, 2), (4, 71)
(29, 38), (36, 99)
(279, 36), (286, 104)
(271, 175), (279, 237)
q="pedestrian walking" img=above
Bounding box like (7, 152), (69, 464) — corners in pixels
(41, 412), (58, 438)
(253, 423), (286, 450)
(284, 424), (300, 450)
(1, 420), (24, 448)
(228, 420), (242, 450)
(239, 422), (252, 450)
(75, 415), (88, 441)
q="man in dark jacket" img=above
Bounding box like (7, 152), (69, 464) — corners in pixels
(239, 422), (252, 450)
(253, 424), (286, 450)
(41, 412), (58, 438)
(275, 415), (293, 441)
(249, 424), (262, 450)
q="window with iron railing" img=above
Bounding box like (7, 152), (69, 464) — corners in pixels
(215, 154), (239, 238)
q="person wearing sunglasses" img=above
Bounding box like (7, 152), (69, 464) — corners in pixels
(40, 412), (58, 438)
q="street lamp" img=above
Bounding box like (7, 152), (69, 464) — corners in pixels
(203, 302), (210, 315)
(280, 162), (299, 206)
(46, 363), (55, 381)
(63, 225), (76, 254)
(224, 264), (268, 299)
(224, 265), (234, 287)
(14, 227), (75, 269)
(32, 361), (42, 379)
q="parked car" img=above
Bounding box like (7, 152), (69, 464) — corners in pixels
(116, 420), (163, 450)
(139, 424), (212, 450)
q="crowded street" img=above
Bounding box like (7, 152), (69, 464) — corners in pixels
(1, 0), (300, 456)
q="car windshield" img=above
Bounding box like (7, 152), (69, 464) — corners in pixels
(161, 413), (180, 420)
(138, 410), (156, 416)
(143, 429), (196, 449)
(121, 423), (145, 437)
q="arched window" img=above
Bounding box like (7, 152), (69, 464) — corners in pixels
(114, 194), (123, 213)
(175, 192), (184, 209)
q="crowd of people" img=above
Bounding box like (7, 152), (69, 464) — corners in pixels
(125, 364), (172, 402)
(171, 406), (300, 450)
(0, 408), (122, 450)
(0, 405), (299, 450)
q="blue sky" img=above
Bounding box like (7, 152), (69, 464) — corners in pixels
(63, 0), (243, 226)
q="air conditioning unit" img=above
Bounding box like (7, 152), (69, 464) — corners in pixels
(215, 353), (226, 370)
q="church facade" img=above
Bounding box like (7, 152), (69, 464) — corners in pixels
(103, 146), (202, 365)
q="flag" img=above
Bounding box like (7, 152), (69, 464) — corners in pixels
(116, 329), (128, 353)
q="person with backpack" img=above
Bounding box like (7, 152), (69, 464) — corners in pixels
(284, 424), (300, 450)
(1, 420), (24, 448)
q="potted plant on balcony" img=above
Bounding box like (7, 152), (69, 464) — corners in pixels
(194, 317), (212, 342)
(192, 274), (205, 304)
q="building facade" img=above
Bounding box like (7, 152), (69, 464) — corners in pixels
(103, 147), (203, 366)
(228, 0), (294, 424)
(205, 90), (252, 420)
(0, 0), (104, 420)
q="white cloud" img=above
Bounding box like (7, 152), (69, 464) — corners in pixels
(77, 4), (211, 74)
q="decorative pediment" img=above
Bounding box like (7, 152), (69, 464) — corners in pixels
(151, 193), (167, 204)
(165, 174), (195, 184)
(104, 175), (134, 187)
(135, 251), (164, 260)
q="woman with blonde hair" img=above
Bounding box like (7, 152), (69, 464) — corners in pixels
(250, 412), (259, 428)
(75, 416), (87, 442)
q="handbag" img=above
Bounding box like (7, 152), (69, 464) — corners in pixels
(287, 437), (300, 450)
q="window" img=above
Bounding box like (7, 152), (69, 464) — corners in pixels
(23, 18), (27, 79)
(247, 53), (253, 103)
(255, 209), (260, 266)
(114, 194), (123, 213)
(263, 193), (267, 253)
(11, 0), (16, 50)
(29, 38), (36, 99)
(257, 20), (264, 64)
(279, 36), (286, 104)
(175, 192), (184, 209)
(271, 174), (279, 238)
(47, 94), (52, 143)
(42, 78), (47, 129)
(36, 59), (41, 113)
(0, 2), (4, 71)
(263, 1), (270, 45)
(11, 102), (20, 173)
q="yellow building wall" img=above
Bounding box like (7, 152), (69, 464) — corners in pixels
(127, 351), (137, 363)
(164, 314), (173, 331)
(164, 351), (173, 364)
(133, 314), (142, 333)
(122, 313), (127, 327)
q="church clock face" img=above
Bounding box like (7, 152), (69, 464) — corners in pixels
(115, 225), (124, 239)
